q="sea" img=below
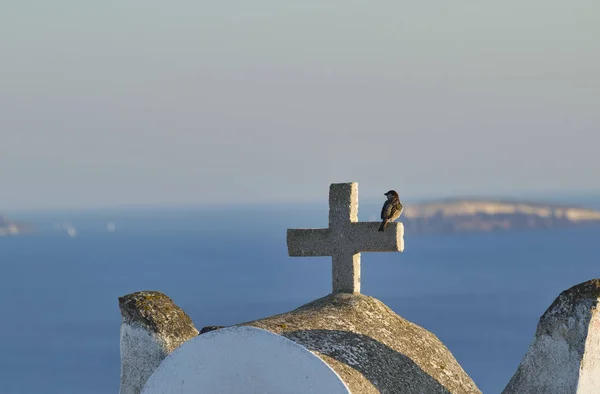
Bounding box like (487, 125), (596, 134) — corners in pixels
(1, 200), (600, 394)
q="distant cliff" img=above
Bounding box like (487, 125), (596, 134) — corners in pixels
(402, 199), (600, 234)
(0, 215), (32, 236)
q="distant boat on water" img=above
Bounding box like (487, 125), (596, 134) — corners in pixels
(58, 223), (77, 237)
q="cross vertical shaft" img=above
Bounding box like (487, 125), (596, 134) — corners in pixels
(329, 182), (358, 228)
(332, 252), (361, 294)
(328, 183), (360, 293)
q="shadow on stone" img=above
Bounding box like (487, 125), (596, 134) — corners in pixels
(284, 329), (450, 394)
(242, 293), (480, 393)
(199, 325), (225, 335)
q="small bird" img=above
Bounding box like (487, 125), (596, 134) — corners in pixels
(378, 190), (403, 232)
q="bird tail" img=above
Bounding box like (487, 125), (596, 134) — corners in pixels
(378, 220), (388, 232)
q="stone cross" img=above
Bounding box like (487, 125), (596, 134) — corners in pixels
(287, 182), (404, 294)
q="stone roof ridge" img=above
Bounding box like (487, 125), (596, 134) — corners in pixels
(238, 292), (481, 394)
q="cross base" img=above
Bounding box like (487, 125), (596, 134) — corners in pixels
(333, 253), (361, 294)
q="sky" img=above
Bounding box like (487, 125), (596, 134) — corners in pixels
(1, 1), (599, 210)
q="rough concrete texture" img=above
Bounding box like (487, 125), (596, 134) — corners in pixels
(118, 291), (198, 394)
(240, 293), (481, 394)
(287, 182), (404, 294)
(141, 326), (351, 394)
(287, 223), (404, 256)
(503, 279), (600, 394)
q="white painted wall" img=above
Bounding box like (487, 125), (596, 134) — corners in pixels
(141, 326), (350, 394)
(577, 306), (600, 393)
(120, 323), (170, 394)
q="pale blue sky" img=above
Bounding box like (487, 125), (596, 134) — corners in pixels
(1, 1), (598, 209)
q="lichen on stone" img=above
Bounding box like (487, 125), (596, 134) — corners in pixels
(118, 291), (199, 352)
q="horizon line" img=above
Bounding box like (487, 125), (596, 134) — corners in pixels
(4, 189), (600, 215)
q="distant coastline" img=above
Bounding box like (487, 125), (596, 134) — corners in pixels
(3, 197), (600, 236)
(0, 215), (32, 236)
(402, 199), (600, 234)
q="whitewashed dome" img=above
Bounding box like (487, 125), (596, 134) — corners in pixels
(141, 326), (350, 394)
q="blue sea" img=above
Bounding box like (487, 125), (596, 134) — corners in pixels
(1, 202), (600, 394)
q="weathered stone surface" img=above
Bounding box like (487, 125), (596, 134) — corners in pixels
(240, 293), (481, 394)
(118, 291), (198, 394)
(287, 182), (404, 294)
(503, 279), (600, 394)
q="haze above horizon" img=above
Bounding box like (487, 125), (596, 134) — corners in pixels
(1, 1), (598, 210)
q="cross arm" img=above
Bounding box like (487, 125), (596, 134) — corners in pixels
(287, 229), (331, 256)
(350, 222), (404, 253)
